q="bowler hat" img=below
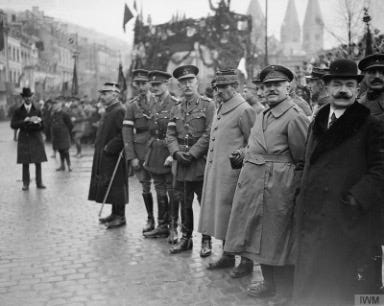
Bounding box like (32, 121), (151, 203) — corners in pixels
(323, 59), (364, 82)
(173, 65), (199, 80)
(358, 53), (384, 71)
(215, 69), (239, 86)
(260, 65), (294, 83)
(20, 87), (33, 97)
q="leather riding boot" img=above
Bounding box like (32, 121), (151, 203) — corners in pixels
(230, 256), (253, 278)
(144, 195), (169, 238)
(168, 191), (179, 244)
(142, 193), (155, 233)
(169, 233), (193, 254)
(207, 253), (235, 270)
(200, 235), (212, 258)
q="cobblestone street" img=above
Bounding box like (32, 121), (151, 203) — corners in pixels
(0, 122), (264, 306)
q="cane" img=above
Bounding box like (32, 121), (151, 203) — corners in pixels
(98, 149), (124, 217)
(168, 160), (178, 244)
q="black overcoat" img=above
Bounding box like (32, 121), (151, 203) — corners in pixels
(51, 111), (73, 151)
(11, 104), (47, 164)
(88, 102), (128, 206)
(293, 102), (384, 306)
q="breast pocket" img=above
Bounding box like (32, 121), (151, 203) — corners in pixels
(134, 114), (149, 130)
(189, 112), (206, 135)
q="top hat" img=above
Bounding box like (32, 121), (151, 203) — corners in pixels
(358, 53), (384, 71)
(98, 82), (121, 93)
(323, 59), (364, 83)
(215, 69), (239, 86)
(132, 69), (149, 82)
(260, 65), (294, 83)
(148, 70), (172, 84)
(173, 65), (199, 80)
(20, 87), (33, 97)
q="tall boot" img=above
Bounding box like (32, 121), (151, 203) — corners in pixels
(168, 191), (179, 244)
(142, 193), (155, 233)
(144, 195), (169, 238)
(169, 233), (193, 254)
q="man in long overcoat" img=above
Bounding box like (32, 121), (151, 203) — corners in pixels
(293, 59), (384, 306)
(198, 69), (255, 276)
(11, 87), (47, 190)
(358, 53), (384, 291)
(224, 65), (309, 305)
(88, 83), (128, 229)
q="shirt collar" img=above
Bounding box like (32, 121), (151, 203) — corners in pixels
(329, 105), (346, 120)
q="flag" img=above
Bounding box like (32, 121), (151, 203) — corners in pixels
(117, 63), (127, 102)
(123, 3), (134, 32)
(71, 60), (79, 96)
(0, 19), (4, 51)
(237, 57), (248, 79)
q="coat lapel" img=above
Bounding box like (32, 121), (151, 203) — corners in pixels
(220, 93), (245, 115)
(253, 111), (267, 151)
(310, 102), (370, 164)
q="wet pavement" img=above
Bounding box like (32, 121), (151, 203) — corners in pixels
(0, 121), (265, 306)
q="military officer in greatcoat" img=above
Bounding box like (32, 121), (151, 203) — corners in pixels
(122, 69), (155, 233)
(358, 53), (384, 291)
(305, 67), (331, 119)
(88, 82), (128, 229)
(142, 70), (179, 243)
(166, 64), (215, 255)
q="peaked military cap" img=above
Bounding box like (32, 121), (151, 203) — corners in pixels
(98, 82), (120, 93)
(132, 69), (149, 82)
(148, 70), (172, 84)
(323, 59), (364, 83)
(305, 67), (330, 80)
(260, 65), (294, 83)
(215, 68), (239, 86)
(358, 53), (384, 71)
(251, 73), (262, 84)
(173, 64), (199, 80)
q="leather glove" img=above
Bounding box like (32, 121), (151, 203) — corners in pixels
(229, 150), (244, 169)
(174, 151), (193, 166)
(164, 155), (173, 167)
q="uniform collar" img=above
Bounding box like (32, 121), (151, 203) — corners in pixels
(264, 97), (294, 118)
(220, 93), (245, 115)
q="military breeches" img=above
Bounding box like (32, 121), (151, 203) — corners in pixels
(174, 180), (203, 237)
(134, 162), (152, 194)
(152, 173), (173, 197)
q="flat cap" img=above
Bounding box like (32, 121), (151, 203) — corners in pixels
(148, 70), (172, 84)
(260, 65), (294, 83)
(173, 65), (199, 80)
(98, 82), (120, 93)
(215, 69), (239, 86)
(132, 69), (149, 82)
(358, 53), (384, 71)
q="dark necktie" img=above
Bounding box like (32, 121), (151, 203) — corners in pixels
(329, 112), (337, 128)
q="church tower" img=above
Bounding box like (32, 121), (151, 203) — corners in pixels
(280, 0), (301, 56)
(302, 0), (324, 54)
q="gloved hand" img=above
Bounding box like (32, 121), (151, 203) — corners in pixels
(174, 151), (193, 166)
(164, 155), (173, 167)
(229, 150), (244, 169)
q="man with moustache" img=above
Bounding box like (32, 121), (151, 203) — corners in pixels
(166, 64), (215, 255)
(199, 69), (255, 276)
(358, 53), (384, 292)
(293, 59), (384, 306)
(123, 69), (156, 233)
(142, 70), (179, 243)
(224, 65), (309, 306)
(305, 67), (331, 118)
(11, 87), (47, 190)
(89, 83), (128, 229)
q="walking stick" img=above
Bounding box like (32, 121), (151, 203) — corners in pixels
(169, 160), (178, 244)
(98, 149), (124, 217)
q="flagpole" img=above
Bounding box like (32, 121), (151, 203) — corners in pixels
(265, 0), (268, 66)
